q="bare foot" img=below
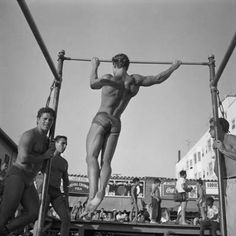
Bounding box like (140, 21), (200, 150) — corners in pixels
(88, 191), (105, 211)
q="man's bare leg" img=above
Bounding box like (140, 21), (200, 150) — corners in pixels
(81, 124), (105, 216)
(88, 133), (119, 210)
(0, 175), (24, 232)
(0, 175), (39, 234)
(180, 201), (188, 224)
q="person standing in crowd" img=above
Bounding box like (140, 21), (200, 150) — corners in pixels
(83, 54), (182, 215)
(200, 196), (220, 236)
(150, 178), (162, 223)
(43, 135), (70, 236)
(0, 107), (55, 236)
(71, 201), (83, 221)
(196, 178), (206, 221)
(175, 170), (193, 225)
(209, 117), (236, 236)
(130, 177), (140, 222)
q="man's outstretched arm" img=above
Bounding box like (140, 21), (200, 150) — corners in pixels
(133, 60), (182, 87)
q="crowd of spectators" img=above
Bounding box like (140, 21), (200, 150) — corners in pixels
(69, 199), (171, 225)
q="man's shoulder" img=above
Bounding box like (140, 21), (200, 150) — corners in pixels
(102, 74), (113, 79)
(55, 155), (68, 167)
(20, 128), (39, 141)
(226, 133), (236, 141)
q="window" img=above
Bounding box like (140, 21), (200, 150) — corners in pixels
(207, 139), (211, 152)
(190, 160), (193, 169)
(4, 154), (10, 165)
(186, 161), (189, 170)
(232, 118), (235, 130)
(202, 149), (204, 157)
(203, 170), (205, 178)
(198, 152), (201, 162)
(209, 162), (213, 175)
(198, 172), (201, 179)
(194, 153), (197, 164)
(194, 173), (197, 179)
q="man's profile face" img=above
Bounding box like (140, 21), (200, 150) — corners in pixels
(37, 113), (54, 132)
(209, 122), (215, 138)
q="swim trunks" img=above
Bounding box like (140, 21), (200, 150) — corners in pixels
(92, 112), (121, 134)
(5, 165), (35, 187)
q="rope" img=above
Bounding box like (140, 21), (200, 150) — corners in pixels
(216, 89), (226, 119)
(46, 80), (56, 108)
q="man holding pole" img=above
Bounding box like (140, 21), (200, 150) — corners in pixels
(0, 107), (55, 236)
(209, 117), (236, 236)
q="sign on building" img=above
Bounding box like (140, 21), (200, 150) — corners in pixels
(68, 176), (145, 198)
(105, 179), (145, 198)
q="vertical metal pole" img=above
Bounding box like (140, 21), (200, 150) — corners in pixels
(212, 31), (236, 87)
(16, 0), (61, 82)
(208, 55), (227, 236)
(35, 50), (65, 236)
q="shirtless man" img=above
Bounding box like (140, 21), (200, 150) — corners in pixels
(85, 53), (181, 213)
(44, 135), (70, 236)
(209, 117), (236, 236)
(0, 107), (55, 236)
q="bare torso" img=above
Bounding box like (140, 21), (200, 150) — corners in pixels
(14, 127), (49, 178)
(223, 134), (236, 176)
(98, 74), (139, 118)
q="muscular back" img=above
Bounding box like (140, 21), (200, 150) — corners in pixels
(98, 74), (140, 118)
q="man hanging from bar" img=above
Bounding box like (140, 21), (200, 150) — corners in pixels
(82, 54), (181, 215)
(209, 117), (236, 236)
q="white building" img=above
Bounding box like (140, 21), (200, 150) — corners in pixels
(176, 95), (236, 180)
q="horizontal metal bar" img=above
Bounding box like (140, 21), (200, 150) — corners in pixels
(212, 31), (236, 86)
(17, 0), (60, 82)
(64, 57), (209, 66)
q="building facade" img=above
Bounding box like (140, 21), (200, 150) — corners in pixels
(176, 95), (236, 180)
(0, 128), (18, 170)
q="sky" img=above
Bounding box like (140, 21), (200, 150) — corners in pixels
(1, 0), (236, 178)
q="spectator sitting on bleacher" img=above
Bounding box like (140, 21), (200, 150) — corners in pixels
(200, 196), (220, 236)
(99, 208), (107, 221)
(71, 201), (83, 221)
(91, 210), (100, 221)
(160, 208), (170, 224)
(116, 211), (124, 222)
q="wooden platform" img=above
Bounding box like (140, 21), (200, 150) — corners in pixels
(46, 220), (220, 236)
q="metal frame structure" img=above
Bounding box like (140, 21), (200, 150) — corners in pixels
(64, 56), (209, 66)
(16, 1), (236, 235)
(208, 32), (236, 236)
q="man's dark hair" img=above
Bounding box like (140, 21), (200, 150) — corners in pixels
(197, 178), (203, 185)
(206, 196), (214, 203)
(133, 177), (140, 183)
(37, 107), (55, 119)
(179, 170), (186, 177)
(54, 135), (67, 142)
(209, 117), (229, 133)
(112, 53), (130, 70)
(154, 178), (161, 184)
